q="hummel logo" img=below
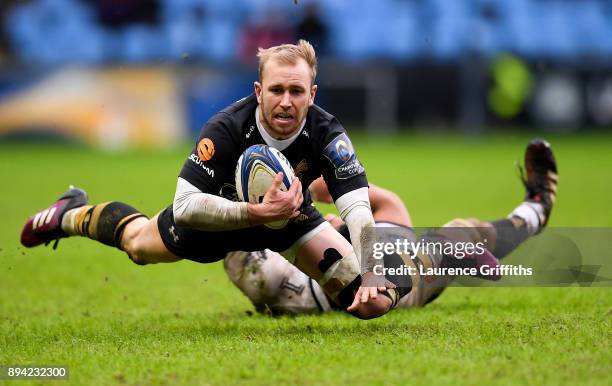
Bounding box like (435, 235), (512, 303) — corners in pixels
(301, 130), (309, 138)
(32, 207), (57, 229)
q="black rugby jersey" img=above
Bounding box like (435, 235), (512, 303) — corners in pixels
(179, 94), (368, 209)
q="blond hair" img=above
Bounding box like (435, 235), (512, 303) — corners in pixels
(257, 40), (317, 85)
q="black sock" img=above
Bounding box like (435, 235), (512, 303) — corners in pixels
(74, 202), (146, 248)
(490, 218), (529, 259)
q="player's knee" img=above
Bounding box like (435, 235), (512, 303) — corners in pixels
(121, 223), (153, 265)
(123, 237), (151, 265)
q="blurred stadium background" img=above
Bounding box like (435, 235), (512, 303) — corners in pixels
(0, 0), (611, 148)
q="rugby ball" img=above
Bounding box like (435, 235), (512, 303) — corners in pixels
(235, 144), (295, 229)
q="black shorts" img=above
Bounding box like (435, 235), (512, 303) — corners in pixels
(157, 203), (325, 263)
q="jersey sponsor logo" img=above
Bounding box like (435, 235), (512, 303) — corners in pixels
(197, 138), (215, 161)
(323, 133), (364, 179)
(188, 153), (215, 177)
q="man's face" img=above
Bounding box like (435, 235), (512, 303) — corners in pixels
(254, 58), (317, 139)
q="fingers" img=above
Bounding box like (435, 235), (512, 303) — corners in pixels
(346, 286), (378, 312)
(289, 178), (303, 212)
(369, 286), (377, 300)
(374, 282), (395, 293)
(265, 175), (303, 220)
(288, 176), (302, 195)
(347, 291), (361, 312)
(360, 288), (369, 304)
(294, 179), (303, 204)
(269, 172), (284, 191)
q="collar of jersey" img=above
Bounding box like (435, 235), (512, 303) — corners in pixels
(255, 106), (306, 151)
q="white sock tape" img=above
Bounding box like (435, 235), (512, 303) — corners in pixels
(509, 201), (544, 236)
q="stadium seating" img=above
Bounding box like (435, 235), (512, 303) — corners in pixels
(4, 0), (612, 65)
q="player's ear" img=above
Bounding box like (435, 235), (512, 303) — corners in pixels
(309, 84), (317, 106)
(254, 81), (263, 104)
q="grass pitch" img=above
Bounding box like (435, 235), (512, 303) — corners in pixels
(1, 133), (611, 385)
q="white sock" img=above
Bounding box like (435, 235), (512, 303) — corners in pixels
(61, 208), (80, 236)
(509, 201), (545, 236)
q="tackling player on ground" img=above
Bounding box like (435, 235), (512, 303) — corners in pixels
(224, 139), (559, 314)
(20, 40), (395, 319)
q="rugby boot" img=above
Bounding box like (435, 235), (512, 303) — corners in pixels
(20, 186), (88, 249)
(517, 139), (558, 232)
